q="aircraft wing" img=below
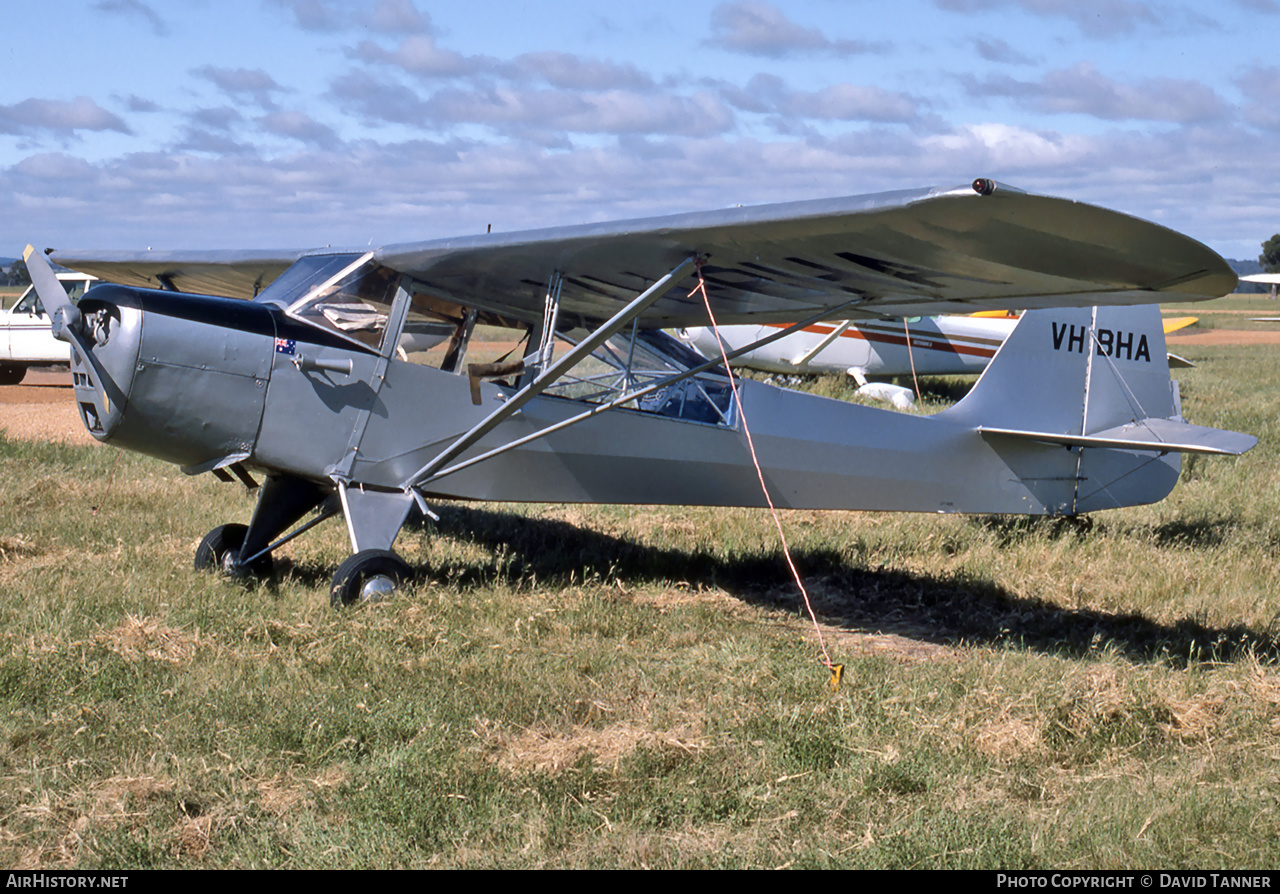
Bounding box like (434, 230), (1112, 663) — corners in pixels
(50, 181), (1236, 327)
(45, 249), (304, 300)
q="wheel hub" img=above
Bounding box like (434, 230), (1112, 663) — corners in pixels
(221, 551), (240, 575)
(359, 575), (397, 603)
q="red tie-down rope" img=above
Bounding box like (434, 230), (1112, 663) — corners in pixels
(689, 264), (842, 689)
(902, 317), (922, 406)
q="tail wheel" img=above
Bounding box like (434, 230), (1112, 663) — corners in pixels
(330, 549), (411, 608)
(194, 523), (274, 578)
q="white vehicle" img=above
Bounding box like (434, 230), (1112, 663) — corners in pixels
(0, 271), (95, 384)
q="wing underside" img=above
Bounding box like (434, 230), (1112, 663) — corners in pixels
(50, 181), (1237, 327)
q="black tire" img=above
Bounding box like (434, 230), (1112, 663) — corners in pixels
(330, 549), (411, 608)
(194, 523), (273, 577)
(0, 365), (26, 386)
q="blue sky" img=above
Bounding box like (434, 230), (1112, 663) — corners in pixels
(2, 0), (1277, 260)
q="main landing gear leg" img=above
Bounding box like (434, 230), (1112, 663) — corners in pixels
(330, 483), (417, 608)
(194, 474), (330, 579)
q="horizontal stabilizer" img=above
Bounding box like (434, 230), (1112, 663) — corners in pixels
(980, 418), (1256, 456)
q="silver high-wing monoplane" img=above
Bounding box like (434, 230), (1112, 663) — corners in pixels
(27, 179), (1255, 607)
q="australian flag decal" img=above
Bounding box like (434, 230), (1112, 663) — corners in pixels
(275, 338), (296, 356)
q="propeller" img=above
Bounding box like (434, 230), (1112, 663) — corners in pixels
(22, 245), (119, 433)
(23, 245), (82, 340)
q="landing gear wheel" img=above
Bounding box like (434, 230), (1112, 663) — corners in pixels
(194, 523), (274, 578)
(330, 549), (411, 608)
(0, 365), (26, 386)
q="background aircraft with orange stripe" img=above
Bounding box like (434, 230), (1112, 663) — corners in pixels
(679, 313), (1198, 408)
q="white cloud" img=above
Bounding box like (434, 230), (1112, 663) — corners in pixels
(94, 0), (167, 36)
(12, 152), (99, 182)
(270, 0), (433, 33)
(258, 111), (340, 147)
(964, 63), (1230, 123)
(193, 67), (289, 110)
(351, 34), (484, 78)
(707, 1), (887, 57)
(935, 0), (1161, 37)
(722, 75), (921, 124)
(327, 70), (434, 127)
(175, 128), (253, 156)
(421, 86), (736, 138)
(4, 121), (1277, 262)
(924, 122), (1095, 169)
(368, 0), (431, 34)
(3, 0), (1277, 265)
(973, 37), (1035, 65)
(506, 53), (655, 91)
(1237, 66), (1280, 130)
(0, 97), (132, 137)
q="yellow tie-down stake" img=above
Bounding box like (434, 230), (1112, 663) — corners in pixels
(827, 663), (844, 693)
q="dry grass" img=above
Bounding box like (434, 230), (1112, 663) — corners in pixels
(1, 313), (1280, 867)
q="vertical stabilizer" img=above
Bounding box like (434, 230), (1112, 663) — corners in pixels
(942, 305), (1253, 514)
(948, 304), (1174, 438)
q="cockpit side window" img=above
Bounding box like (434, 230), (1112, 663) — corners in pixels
(389, 294), (734, 426)
(396, 289), (477, 371)
(540, 327), (736, 426)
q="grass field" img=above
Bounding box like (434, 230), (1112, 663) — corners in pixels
(3, 304), (1280, 868)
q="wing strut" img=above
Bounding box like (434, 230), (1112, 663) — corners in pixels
(403, 257), (697, 489)
(792, 319), (853, 367)
(535, 271), (563, 373)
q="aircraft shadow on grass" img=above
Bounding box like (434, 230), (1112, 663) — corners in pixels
(276, 504), (1280, 667)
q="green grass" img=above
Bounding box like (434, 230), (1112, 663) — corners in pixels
(3, 321), (1280, 867)
(1164, 293), (1280, 331)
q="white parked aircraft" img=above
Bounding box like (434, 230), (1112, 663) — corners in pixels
(679, 312), (1199, 408)
(1242, 272), (1280, 300)
(679, 314), (1012, 407)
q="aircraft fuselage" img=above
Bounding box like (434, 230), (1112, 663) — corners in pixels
(71, 283), (1182, 524)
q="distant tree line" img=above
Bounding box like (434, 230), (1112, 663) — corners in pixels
(1263, 235), (1280, 275)
(2, 258), (31, 288)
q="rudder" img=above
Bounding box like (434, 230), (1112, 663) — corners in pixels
(943, 305), (1253, 514)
